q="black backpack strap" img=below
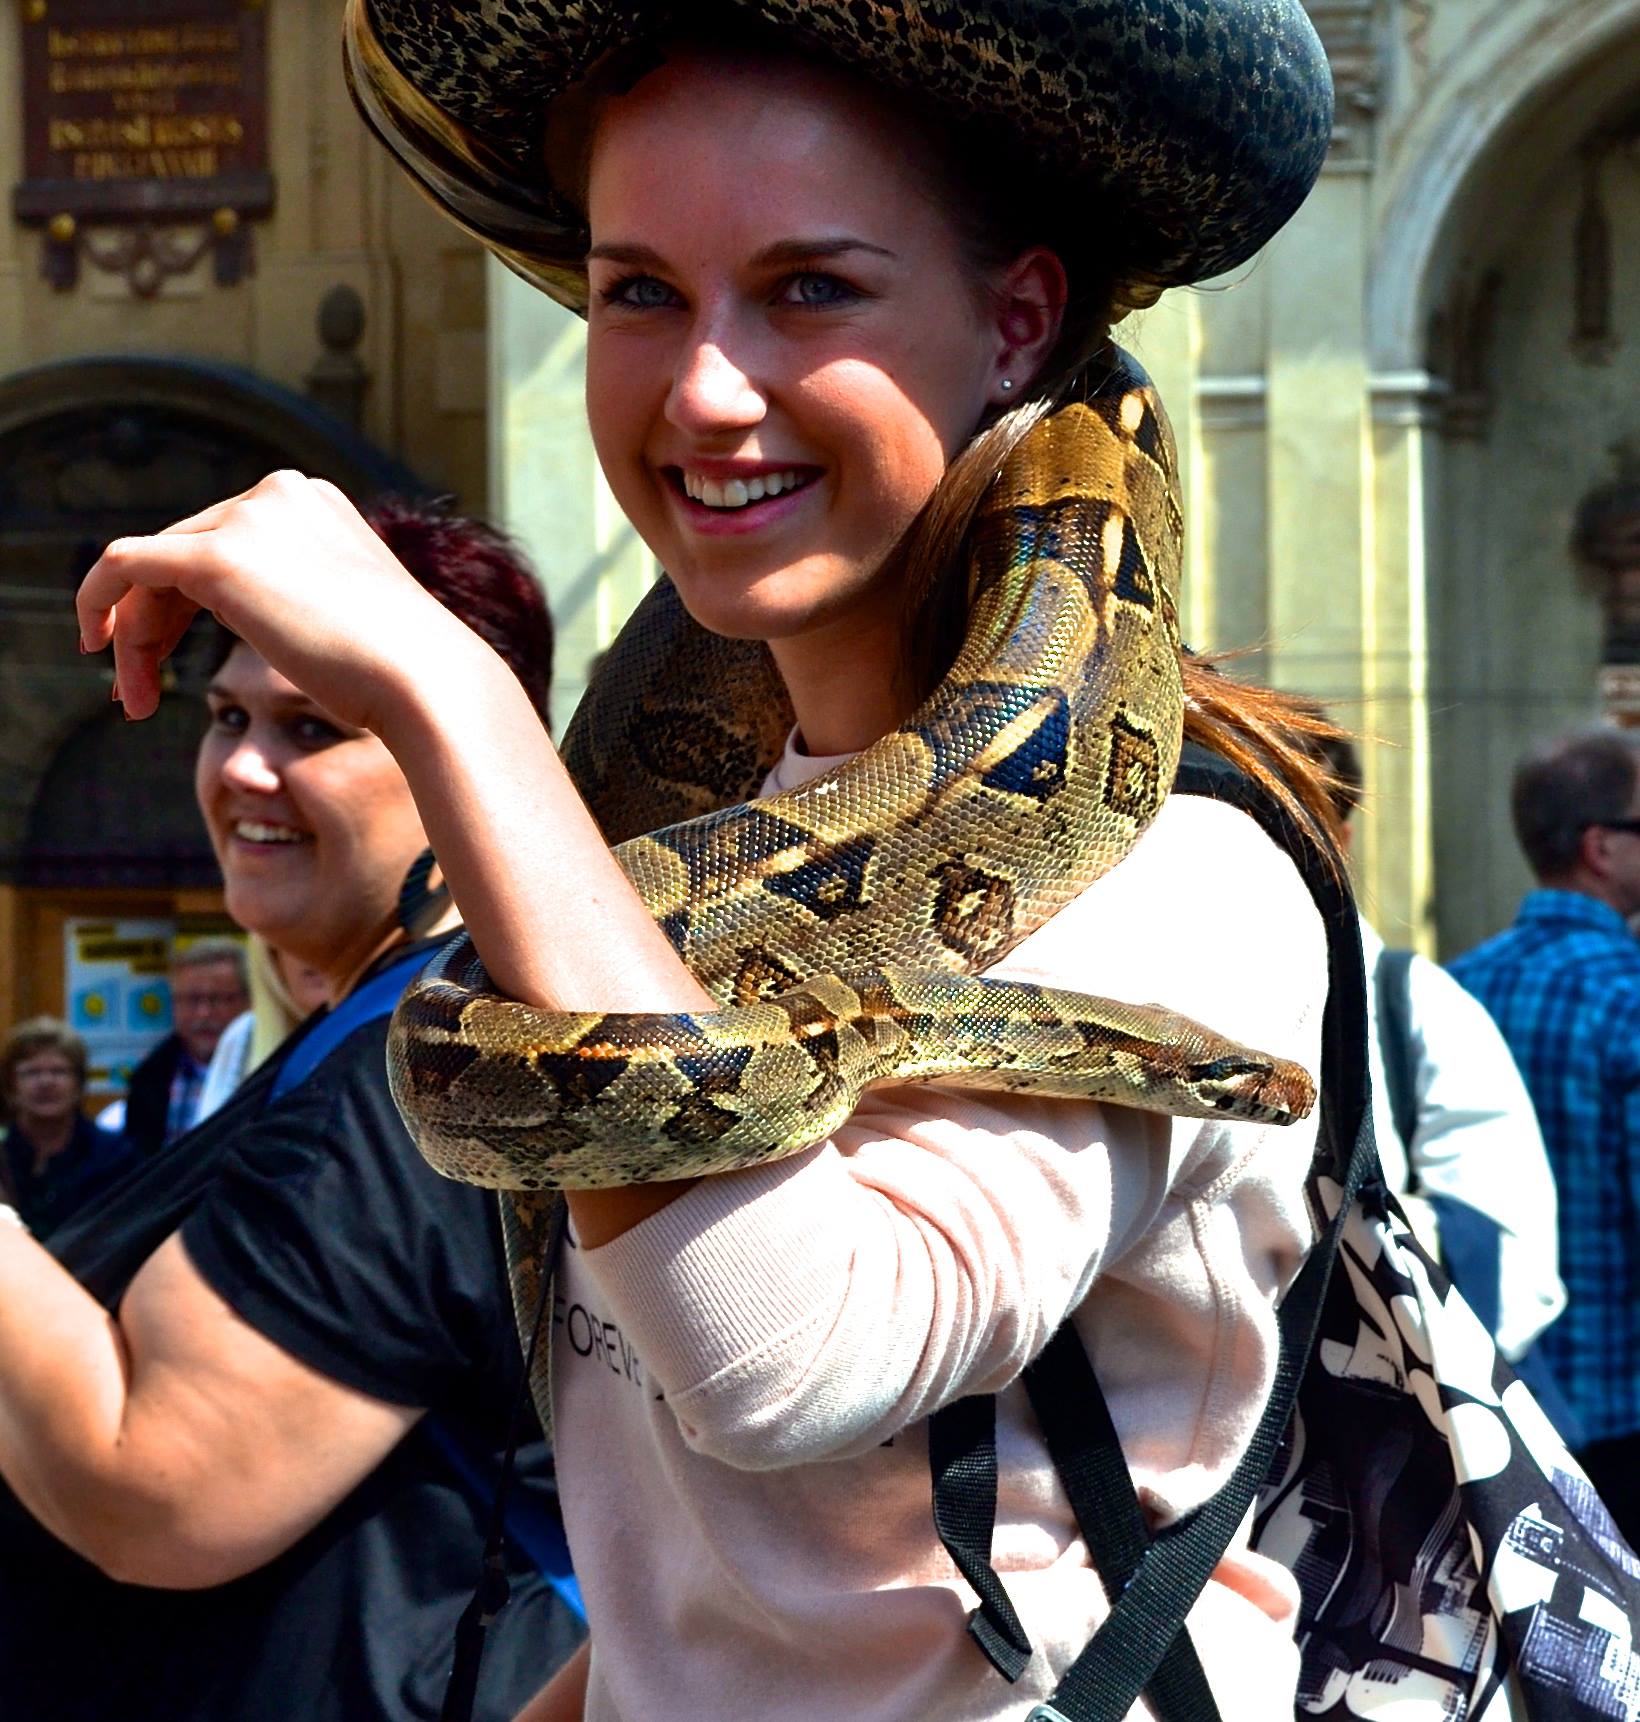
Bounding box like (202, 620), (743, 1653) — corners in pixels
(931, 742), (1376, 1722)
(1021, 1328), (1221, 1720)
(1373, 946), (1420, 1163)
(1020, 744), (1375, 1721)
(929, 1394), (1034, 1681)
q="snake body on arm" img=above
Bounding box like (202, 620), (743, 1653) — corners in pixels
(385, 354), (1316, 1378)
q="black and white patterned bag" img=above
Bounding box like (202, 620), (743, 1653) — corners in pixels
(1256, 1178), (1640, 1718)
(934, 744), (1640, 1722)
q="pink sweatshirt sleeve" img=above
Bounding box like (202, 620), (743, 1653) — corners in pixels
(581, 796), (1327, 1470)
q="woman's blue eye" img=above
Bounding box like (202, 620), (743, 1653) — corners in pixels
(210, 705), (248, 734)
(781, 273), (856, 308)
(606, 275), (678, 310)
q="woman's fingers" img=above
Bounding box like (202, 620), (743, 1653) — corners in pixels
(108, 588), (203, 719)
(77, 530), (219, 651)
(78, 531), (220, 718)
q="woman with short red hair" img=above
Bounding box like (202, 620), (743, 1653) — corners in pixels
(0, 500), (580, 1722)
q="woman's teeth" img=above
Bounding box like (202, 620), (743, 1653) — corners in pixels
(682, 469), (807, 509)
(234, 820), (307, 844)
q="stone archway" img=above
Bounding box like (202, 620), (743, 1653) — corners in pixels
(0, 356), (425, 889)
(1369, 0), (1640, 373)
(1362, 0), (1640, 953)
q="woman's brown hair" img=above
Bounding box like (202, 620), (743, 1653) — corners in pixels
(1, 1018), (88, 1116)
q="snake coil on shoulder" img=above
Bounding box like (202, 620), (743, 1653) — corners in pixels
(386, 354), (1316, 1216)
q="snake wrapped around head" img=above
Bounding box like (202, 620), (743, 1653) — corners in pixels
(385, 352), (1317, 1385)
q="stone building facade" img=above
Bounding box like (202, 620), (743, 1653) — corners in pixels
(7, 0), (1640, 1048)
(0, 0), (487, 1029)
(1114, 0), (1640, 956)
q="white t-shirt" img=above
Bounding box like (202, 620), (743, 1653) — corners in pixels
(195, 1010), (256, 1125)
(1362, 920), (1566, 1361)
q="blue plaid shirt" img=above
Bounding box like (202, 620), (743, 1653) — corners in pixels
(1450, 890), (1640, 1445)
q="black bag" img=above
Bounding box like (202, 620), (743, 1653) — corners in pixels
(931, 743), (1640, 1720)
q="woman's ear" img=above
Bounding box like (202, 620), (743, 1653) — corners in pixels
(988, 246), (1068, 405)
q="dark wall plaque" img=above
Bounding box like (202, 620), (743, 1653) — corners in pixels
(13, 0), (273, 290)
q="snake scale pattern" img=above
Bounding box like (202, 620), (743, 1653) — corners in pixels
(385, 355), (1317, 1381)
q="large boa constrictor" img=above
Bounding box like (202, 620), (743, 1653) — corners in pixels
(386, 353), (1316, 1396)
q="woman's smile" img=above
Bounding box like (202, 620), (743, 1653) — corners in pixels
(228, 816), (314, 855)
(661, 460), (825, 536)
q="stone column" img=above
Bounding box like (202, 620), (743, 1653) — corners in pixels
(1366, 373), (1443, 949)
(1264, 173), (1372, 711)
(1124, 293), (1208, 646)
(487, 260), (657, 735)
(1196, 373), (1270, 672)
(1262, 167), (1397, 909)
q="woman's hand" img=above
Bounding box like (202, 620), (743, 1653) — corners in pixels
(76, 472), (469, 731)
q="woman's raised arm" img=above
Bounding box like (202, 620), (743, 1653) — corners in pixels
(76, 474), (711, 1241)
(0, 1226), (419, 1587)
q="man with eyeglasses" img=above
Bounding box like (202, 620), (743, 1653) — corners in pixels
(117, 939), (250, 1158)
(1451, 726), (1640, 1540)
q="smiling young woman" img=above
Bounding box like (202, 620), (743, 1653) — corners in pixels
(73, 4), (1341, 1720)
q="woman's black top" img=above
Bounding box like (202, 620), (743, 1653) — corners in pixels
(0, 942), (583, 1722)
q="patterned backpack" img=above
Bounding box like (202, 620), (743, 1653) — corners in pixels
(930, 742), (1640, 1720)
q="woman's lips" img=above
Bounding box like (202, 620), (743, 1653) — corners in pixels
(662, 466), (822, 537)
(227, 817), (314, 854)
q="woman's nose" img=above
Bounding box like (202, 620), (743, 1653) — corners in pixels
(218, 736), (281, 795)
(666, 331), (766, 437)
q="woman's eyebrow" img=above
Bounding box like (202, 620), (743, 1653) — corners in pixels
(587, 240), (667, 268)
(586, 237), (897, 268)
(751, 237), (896, 267)
(204, 681), (324, 718)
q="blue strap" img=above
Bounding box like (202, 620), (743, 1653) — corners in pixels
(261, 944), (583, 1613)
(268, 950), (433, 1105)
(421, 1416), (586, 1622)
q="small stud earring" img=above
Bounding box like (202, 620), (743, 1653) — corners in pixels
(999, 378), (1014, 393)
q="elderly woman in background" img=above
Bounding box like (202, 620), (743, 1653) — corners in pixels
(0, 1019), (128, 1237)
(0, 499), (580, 1722)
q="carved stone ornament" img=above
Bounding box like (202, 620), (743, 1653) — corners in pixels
(305, 285), (371, 429)
(1573, 437), (1640, 666)
(13, 0), (273, 294)
(1573, 152), (1617, 365)
(1305, 0), (1382, 166)
(1427, 268), (1504, 441)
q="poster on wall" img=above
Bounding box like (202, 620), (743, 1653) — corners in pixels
(64, 918), (174, 1097)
